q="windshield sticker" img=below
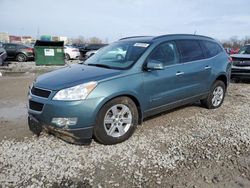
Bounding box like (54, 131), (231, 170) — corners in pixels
(134, 43), (149, 48)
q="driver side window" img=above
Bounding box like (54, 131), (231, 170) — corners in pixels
(148, 42), (179, 66)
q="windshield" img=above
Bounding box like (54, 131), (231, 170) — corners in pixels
(84, 41), (150, 69)
(238, 45), (250, 54)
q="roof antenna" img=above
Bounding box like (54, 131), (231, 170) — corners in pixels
(194, 30), (197, 35)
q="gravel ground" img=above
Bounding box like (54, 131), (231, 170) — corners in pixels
(0, 62), (250, 187)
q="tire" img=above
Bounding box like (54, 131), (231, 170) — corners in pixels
(65, 54), (70, 61)
(94, 97), (138, 145)
(201, 80), (226, 109)
(16, 53), (27, 62)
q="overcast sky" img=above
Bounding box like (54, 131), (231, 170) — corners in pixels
(1, 0), (250, 42)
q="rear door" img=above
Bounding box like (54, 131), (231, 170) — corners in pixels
(3, 44), (17, 59)
(175, 40), (212, 97)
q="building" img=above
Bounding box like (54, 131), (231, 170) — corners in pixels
(9, 35), (22, 43)
(52, 36), (68, 44)
(0, 32), (9, 43)
(21, 36), (33, 44)
(59, 36), (68, 44)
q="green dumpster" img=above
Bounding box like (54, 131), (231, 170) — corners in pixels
(34, 40), (65, 65)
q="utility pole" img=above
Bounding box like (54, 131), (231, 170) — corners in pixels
(37, 27), (40, 40)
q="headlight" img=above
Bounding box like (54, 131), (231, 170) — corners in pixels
(53, 81), (97, 101)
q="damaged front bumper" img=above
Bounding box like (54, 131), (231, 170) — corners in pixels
(28, 115), (93, 145)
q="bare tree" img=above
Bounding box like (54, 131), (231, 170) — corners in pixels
(87, 37), (103, 44)
(221, 35), (250, 49)
(70, 35), (86, 44)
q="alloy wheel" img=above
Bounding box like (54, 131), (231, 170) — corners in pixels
(104, 104), (132, 138)
(212, 86), (224, 107)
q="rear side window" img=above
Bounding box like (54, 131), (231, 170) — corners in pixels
(202, 40), (222, 58)
(4, 44), (16, 49)
(176, 40), (204, 63)
(17, 45), (28, 49)
(148, 42), (179, 66)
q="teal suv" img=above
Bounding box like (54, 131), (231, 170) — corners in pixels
(28, 34), (231, 145)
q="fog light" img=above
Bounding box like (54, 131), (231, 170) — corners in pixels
(52, 118), (78, 127)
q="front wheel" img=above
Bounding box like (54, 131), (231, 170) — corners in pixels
(94, 97), (138, 145)
(201, 80), (226, 109)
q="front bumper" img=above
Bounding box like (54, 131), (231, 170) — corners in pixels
(28, 115), (93, 144)
(28, 87), (105, 144)
(231, 65), (250, 79)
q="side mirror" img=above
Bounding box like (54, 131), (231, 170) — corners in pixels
(146, 60), (164, 70)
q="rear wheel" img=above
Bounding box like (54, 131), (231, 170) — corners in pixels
(201, 80), (226, 109)
(65, 53), (70, 61)
(16, 53), (27, 62)
(94, 97), (138, 145)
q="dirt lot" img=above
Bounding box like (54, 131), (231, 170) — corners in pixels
(0, 62), (250, 187)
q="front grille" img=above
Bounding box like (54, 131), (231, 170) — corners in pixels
(29, 100), (44, 111)
(233, 61), (250, 67)
(31, 87), (51, 98)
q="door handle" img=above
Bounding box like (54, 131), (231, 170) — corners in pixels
(204, 66), (211, 70)
(176, 71), (184, 76)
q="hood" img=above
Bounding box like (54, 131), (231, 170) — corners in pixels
(34, 64), (122, 90)
(231, 54), (250, 59)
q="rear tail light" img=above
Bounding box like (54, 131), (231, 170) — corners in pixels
(72, 49), (79, 52)
(25, 48), (34, 53)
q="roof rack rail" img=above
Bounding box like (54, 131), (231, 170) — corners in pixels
(153, 34), (214, 40)
(119, 36), (152, 40)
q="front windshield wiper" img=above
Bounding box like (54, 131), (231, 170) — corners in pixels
(87, 64), (112, 69)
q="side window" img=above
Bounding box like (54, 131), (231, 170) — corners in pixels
(148, 42), (179, 66)
(176, 40), (204, 62)
(5, 44), (16, 50)
(17, 45), (26, 49)
(202, 40), (222, 58)
(246, 46), (250, 54)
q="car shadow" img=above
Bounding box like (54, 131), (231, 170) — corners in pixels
(231, 78), (250, 84)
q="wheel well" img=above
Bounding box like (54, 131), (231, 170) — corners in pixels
(125, 95), (142, 124)
(106, 95), (143, 125)
(216, 75), (228, 88)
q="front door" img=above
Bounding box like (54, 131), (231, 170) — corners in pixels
(143, 41), (184, 111)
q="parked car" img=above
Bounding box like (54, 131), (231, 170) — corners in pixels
(85, 50), (98, 59)
(28, 34), (231, 145)
(71, 44), (86, 49)
(0, 45), (7, 66)
(2, 43), (34, 62)
(79, 43), (107, 59)
(64, 45), (80, 60)
(231, 44), (250, 81)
